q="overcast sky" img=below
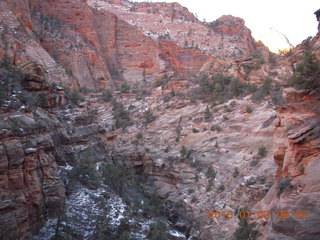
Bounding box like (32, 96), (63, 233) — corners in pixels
(134, 0), (319, 47)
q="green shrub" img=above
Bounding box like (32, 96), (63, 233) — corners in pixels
(299, 165), (305, 173)
(65, 68), (73, 77)
(271, 89), (285, 106)
(192, 128), (199, 133)
(206, 166), (216, 180)
(233, 167), (240, 178)
(143, 109), (156, 124)
(65, 88), (84, 105)
(289, 51), (320, 93)
(136, 132), (143, 139)
(268, 53), (276, 64)
(234, 207), (258, 240)
(167, 156), (180, 164)
(210, 125), (222, 132)
(0, 58), (23, 106)
(102, 89), (113, 102)
(250, 160), (259, 167)
(162, 95), (171, 103)
(112, 100), (132, 129)
(246, 105), (253, 113)
(153, 77), (168, 88)
(277, 178), (293, 197)
(103, 163), (133, 196)
(180, 146), (191, 161)
(120, 83), (130, 93)
(204, 105), (212, 121)
(217, 184), (225, 192)
(170, 88), (175, 97)
(206, 179), (213, 192)
(251, 78), (272, 103)
(78, 86), (92, 93)
(258, 146), (268, 158)
(68, 148), (98, 190)
(148, 221), (168, 240)
(18, 91), (39, 109)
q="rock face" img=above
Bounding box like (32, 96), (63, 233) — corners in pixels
(253, 36), (320, 240)
(0, 111), (65, 239)
(89, 0), (263, 60)
(1, 0), (268, 90)
(0, 1), (72, 87)
(254, 91), (320, 239)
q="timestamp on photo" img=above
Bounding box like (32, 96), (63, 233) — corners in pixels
(208, 210), (309, 220)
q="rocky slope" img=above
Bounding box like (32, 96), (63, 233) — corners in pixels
(1, 0), (320, 239)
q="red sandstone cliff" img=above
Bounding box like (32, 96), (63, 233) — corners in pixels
(1, 0), (268, 90)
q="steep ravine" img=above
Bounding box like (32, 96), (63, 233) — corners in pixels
(1, 0), (320, 239)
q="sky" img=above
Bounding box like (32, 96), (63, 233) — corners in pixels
(134, 0), (319, 48)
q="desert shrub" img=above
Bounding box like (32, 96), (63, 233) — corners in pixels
(210, 125), (221, 132)
(18, 91), (39, 109)
(103, 163), (134, 196)
(167, 156), (180, 164)
(143, 109), (156, 124)
(289, 51), (320, 93)
(136, 132), (143, 139)
(233, 167), (240, 178)
(299, 165), (305, 173)
(120, 83), (130, 93)
(258, 146), (268, 158)
(170, 88), (175, 97)
(277, 178), (293, 197)
(206, 166), (216, 180)
(207, 20), (223, 31)
(65, 68), (73, 77)
(112, 100), (132, 129)
(67, 148), (98, 191)
(192, 128), (199, 133)
(271, 89), (285, 106)
(153, 77), (168, 88)
(204, 105), (212, 121)
(251, 78), (272, 103)
(250, 160), (259, 167)
(205, 166), (216, 191)
(78, 86), (92, 93)
(246, 105), (253, 113)
(148, 221), (168, 240)
(102, 89), (113, 102)
(192, 73), (250, 103)
(251, 49), (265, 67)
(206, 180), (213, 192)
(217, 184), (225, 192)
(162, 95), (171, 103)
(180, 146), (191, 161)
(0, 57), (23, 105)
(268, 52), (276, 64)
(64, 87), (84, 105)
(234, 207), (258, 240)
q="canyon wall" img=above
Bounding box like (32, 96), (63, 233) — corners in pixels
(1, 0), (267, 90)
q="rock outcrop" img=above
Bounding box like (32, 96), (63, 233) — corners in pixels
(253, 35), (320, 240)
(0, 110), (65, 239)
(1, 0), (269, 90)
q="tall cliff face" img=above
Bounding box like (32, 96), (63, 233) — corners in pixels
(1, 0), (267, 90)
(0, 110), (66, 239)
(88, 0), (261, 60)
(253, 34), (320, 240)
